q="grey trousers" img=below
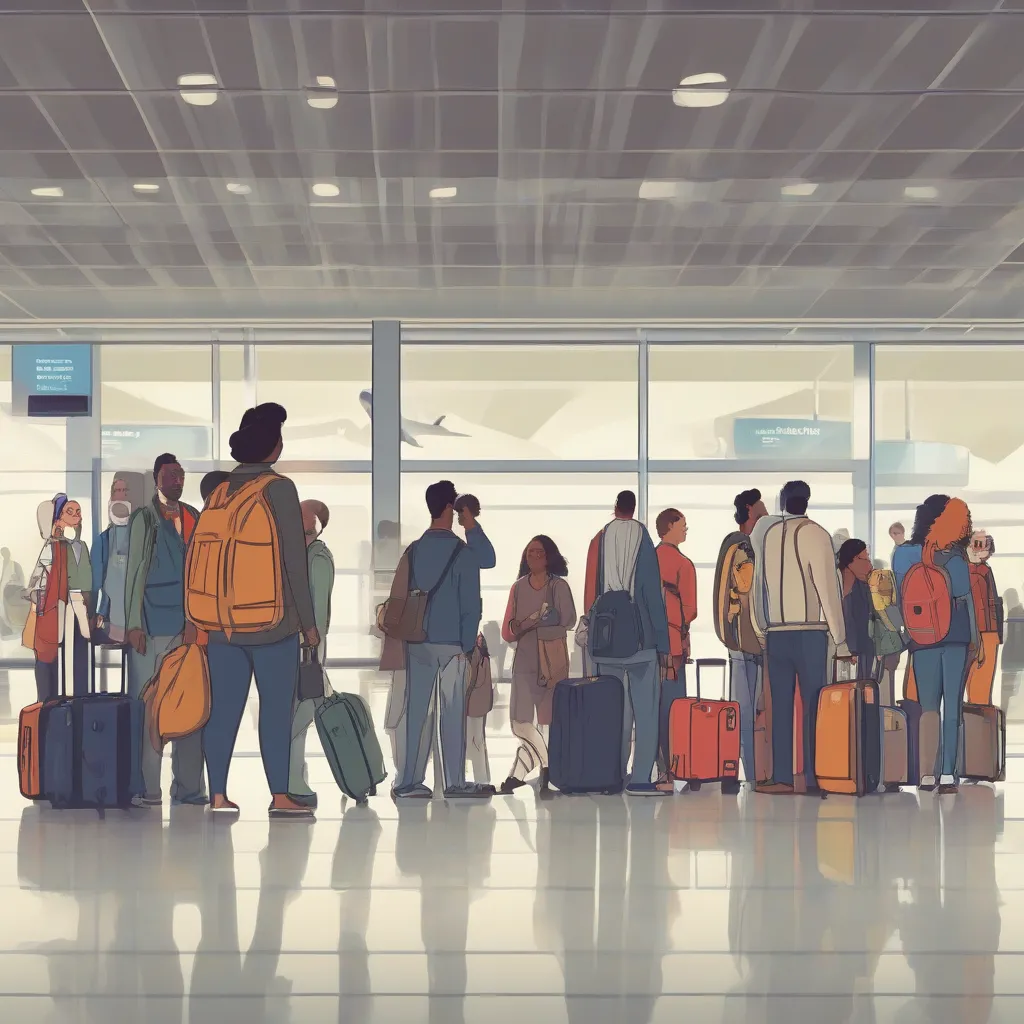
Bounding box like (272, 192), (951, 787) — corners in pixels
(386, 670), (444, 794)
(128, 633), (207, 803)
(397, 643), (467, 792)
(597, 648), (660, 787)
(729, 650), (760, 782)
(289, 696), (324, 796)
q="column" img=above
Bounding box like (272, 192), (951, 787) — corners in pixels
(638, 328), (649, 526)
(852, 341), (874, 552)
(372, 320), (401, 578)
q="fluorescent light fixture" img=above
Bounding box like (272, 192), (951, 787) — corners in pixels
(781, 182), (818, 197)
(30, 186), (63, 198)
(132, 182), (160, 193)
(638, 181), (679, 200)
(429, 186), (458, 199)
(178, 73), (219, 106)
(307, 75), (339, 110)
(672, 72), (729, 108)
(904, 185), (938, 200)
(311, 182), (340, 197)
(226, 182), (252, 195)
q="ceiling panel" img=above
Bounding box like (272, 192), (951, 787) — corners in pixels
(0, 1), (1020, 320)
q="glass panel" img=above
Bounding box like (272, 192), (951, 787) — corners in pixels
(100, 345), (214, 466)
(649, 345), (854, 460)
(649, 473), (855, 666)
(254, 345), (371, 460)
(218, 344), (245, 460)
(401, 472), (638, 673)
(875, 345), (1024, 720)
(0, 344), (68, 472)
(401, 345), (639, 460)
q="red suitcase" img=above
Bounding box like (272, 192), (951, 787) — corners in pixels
(668, 658), (741, 793)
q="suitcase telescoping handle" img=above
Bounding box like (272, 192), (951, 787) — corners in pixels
(90, 638), (129, 696)
(695, 657), (729, 702)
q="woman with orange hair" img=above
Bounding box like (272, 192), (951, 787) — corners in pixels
(910, 497), (980, 793)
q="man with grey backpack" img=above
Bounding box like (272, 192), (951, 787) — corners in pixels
(383, 480), (495, 800)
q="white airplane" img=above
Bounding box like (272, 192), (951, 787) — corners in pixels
(358, 390), (467, 448)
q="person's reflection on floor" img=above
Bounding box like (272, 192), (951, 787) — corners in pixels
(899, 788), (1002, 1023)
(240, 820), (315, 1021)
(395, 799), (496, 1024)
(1000, 589), (1024, 718)
(188, 814), (241, 1024)
(331, 803), (383, 1022)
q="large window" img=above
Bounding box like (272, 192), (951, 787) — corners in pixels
(401, 344), (639, 460)
(649, 345), (854, 461)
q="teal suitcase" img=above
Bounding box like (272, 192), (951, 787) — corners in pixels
(314, 692), (387, 803)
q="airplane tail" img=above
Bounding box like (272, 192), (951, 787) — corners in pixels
(433, 415), (445, 426)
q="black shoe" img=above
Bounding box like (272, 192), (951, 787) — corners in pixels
(288, 792), (318, 809)
(500, 777), (526, 795)
(538, 767), (550, 792)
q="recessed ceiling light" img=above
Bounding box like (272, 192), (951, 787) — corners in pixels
(132, 182), (160, 193)
(177, 73), (219, 106)
(672, 72), (730, 108)
(226, 182), (252, 195)
(781, 182), (818, 197)
(429, 186), (457, 199)
(904, 185), (939, 200)
(30, 187), (63, 198)
(306, 75), (339, 110)
(638, 181), (679, 200)
(312, 182), (340, 198)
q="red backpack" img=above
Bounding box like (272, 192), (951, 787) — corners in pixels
(900, 546), (953, 646)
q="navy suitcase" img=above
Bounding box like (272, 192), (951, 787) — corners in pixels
(42, 641), (142, 810)
(549, 674), (625, 795)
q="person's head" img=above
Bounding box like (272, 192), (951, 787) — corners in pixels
(782, 480), (811, 517)
(889, 522), (906, 546)
(199, 470), (230, 504)
(454, 493), (480, 527)
(734, 488), (765, 528)
(969, 529), (994, 564)
(519, 535), (569, 578)
(229, 402), (287, 465)
(869, 567), (896, 606)
(426, 479), (458, 528)
(925, 496), (972, 554)
(52, 493), (82, 538)
(1005, 588), (1020, 609)
(153, 453), (184, 503)
(838, 538), (871, 581)
(910, 494), (950, 546)
(110, 477), (130, 504)
(0, 547), (9, 561)
(615, 490), (636, 519)
(656, 508), (687, 545)
(301, 499), (330, 547)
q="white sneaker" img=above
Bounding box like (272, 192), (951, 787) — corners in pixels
(919, 775), (937, 790)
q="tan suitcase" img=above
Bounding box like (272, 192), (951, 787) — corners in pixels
(880, 706), (909, 790)
(959, 703), (1006, 782)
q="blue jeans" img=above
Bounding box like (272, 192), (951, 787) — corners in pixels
(766, 630), (828, 788)
(204, 633), (299, 796)
(597, 648), (660, 786)
(912, 644), (969, 778)
(729, 651), (760, 782)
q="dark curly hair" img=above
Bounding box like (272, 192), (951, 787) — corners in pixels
(518, 535), (569, 578)
(910, 494), (950, 547)
(733, 488), (762, 527)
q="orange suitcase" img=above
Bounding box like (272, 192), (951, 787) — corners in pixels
(815, 677), (882, 796)
(668, 658), (741, 793)
(18, 701), (48, 800)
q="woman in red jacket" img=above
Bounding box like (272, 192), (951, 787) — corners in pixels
(655, 509), (697, 777)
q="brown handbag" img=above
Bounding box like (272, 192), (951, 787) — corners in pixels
(466, 642), (494, 718)
(537, 636), (570, 688)
(378, 540), (463, 643)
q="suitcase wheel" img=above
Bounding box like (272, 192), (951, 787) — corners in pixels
(721, 779), (741, 796)
(884, 783), (901, 793)
(688, 780), (702, 792)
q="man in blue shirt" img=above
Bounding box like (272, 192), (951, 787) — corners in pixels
(393, 480), (495, 800)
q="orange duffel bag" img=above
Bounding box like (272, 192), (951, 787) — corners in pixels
(141, 642), (211, 752)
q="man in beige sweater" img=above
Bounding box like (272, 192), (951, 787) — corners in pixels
(754, 480), (846, 794)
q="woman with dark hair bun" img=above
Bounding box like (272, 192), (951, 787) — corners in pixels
(499, 535), (576, 796)
(837, 539), (873, 680)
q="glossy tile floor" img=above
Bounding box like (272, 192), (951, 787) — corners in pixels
(0, 666), (1021, 1022)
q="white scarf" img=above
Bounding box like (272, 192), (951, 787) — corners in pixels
(108, 500), (132, 528)
(602, 518), (643, 597)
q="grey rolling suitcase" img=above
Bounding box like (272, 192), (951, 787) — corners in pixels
(314, 692), (387, 804)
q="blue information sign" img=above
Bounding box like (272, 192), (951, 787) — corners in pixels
(12, 344), (92, 416)
(733, 418), (852, 459)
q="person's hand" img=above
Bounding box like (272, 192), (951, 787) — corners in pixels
(94, 615), (106, 632)
(303, 627), (321, 650)
(127, 629), (147, 656)
(658, 652), (672, 678)
(976, 643), (986, 667)
(460, 509), (477, 532)
(475, 634), (485, 649)
(836, 655), (857, 663)
(510, 619), (522, 637)
(183, 621), (198, 646)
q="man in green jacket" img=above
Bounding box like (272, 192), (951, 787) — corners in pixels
(124, 454), (207, 806)
(288, 499), (335, 807)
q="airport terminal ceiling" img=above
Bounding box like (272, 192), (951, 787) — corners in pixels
(1, 2), (1024, 319)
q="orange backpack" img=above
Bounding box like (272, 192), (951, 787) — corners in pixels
(141, 642), (211, 752)
(185, 477), (284, 635)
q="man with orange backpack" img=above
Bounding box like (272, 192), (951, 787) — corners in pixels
(187, 403), (319, 818)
